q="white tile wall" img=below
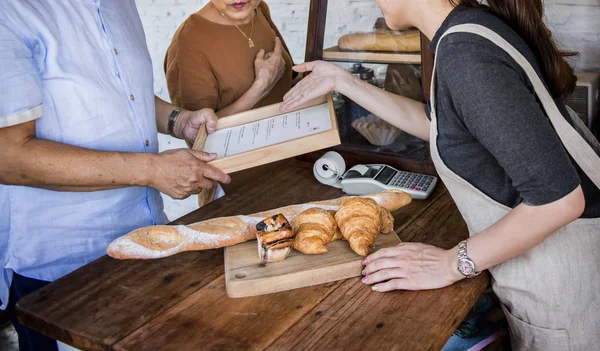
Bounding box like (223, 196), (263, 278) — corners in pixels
(545, 0), (600, 71)
(135, 0), (600, 220)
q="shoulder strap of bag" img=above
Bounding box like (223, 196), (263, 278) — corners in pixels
(434, 24), (600, 189)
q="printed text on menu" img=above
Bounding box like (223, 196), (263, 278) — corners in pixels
(203, 103), (331, 158)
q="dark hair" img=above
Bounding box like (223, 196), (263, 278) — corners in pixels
(450, 0), (577, 102)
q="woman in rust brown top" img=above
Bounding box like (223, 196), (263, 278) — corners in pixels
(165, 0), (294, 117)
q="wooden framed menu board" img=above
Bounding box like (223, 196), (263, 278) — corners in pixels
(192, 94), (340, 174)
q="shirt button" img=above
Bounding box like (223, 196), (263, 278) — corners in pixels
(145, 140), (150, 147)
(113, 48), (119, 55)
(130, 94), (135, 101)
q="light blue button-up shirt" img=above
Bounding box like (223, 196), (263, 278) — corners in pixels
(0, 0), (168, 308)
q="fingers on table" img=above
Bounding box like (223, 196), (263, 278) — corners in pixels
(362, 267), (407, 285)
(371, 278), (415, 292)
(362, 243), (409, 264)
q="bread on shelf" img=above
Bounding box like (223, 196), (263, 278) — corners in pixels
(337, 29), (421, 53)
(351, 114), (404, 146)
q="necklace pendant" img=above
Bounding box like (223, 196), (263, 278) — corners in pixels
(248, 39), (255, 48)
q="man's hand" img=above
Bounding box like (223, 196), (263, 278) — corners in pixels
(173, 108), (219, 144)
(150, 149), (231, 200)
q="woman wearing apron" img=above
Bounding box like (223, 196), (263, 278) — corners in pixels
(281, 0), (600, 350)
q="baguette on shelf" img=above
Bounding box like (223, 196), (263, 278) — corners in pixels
(337, 29), (421, 53)
(107, 190), (412, 260)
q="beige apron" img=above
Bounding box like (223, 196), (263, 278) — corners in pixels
(430, 24), (600, 351)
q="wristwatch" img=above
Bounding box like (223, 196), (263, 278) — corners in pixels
(167, 107), (183, 138)
(457, 240), (480, 278)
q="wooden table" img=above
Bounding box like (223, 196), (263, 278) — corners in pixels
(16, 158), (489, 351)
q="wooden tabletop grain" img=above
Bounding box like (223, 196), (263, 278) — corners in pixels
(16, 158), (489, 351)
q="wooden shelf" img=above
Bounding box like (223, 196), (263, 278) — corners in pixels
(322, 46), (421, 64)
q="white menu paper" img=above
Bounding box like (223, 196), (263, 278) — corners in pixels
(203, 103), (332, 158)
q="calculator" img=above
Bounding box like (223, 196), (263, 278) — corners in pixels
(340, 164), (437, 200)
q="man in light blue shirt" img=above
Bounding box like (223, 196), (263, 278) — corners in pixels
(0, 1), (231, 349)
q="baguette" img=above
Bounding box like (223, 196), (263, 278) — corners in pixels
(107, 190), (412, 260)
(338, 30), (421, 53)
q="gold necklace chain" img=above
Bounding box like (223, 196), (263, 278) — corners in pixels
(219, 10), (255, 48)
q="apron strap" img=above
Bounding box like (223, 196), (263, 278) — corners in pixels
(433, 24), (600, 189)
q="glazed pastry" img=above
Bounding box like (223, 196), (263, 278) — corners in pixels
(335, 198), (382, 256)
(291, 208), (339, 254)
(256, 214), (295, 263)
(256, 214), (290, 232)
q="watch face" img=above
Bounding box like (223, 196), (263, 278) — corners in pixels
(458, 258), (475, 276)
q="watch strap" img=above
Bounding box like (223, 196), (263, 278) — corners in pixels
(458, 240), (468, 259)
(167, 107), (183, 138)
(458, 239), (480, 278)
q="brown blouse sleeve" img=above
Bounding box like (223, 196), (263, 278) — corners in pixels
(165, 29), (219, 111)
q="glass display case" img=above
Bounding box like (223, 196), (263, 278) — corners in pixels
(300, 0), (436, 174)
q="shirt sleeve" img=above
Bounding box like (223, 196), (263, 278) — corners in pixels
(165, 27), (219, 111)
(0, 13), (43, 128)
(435, 33), (580, 206)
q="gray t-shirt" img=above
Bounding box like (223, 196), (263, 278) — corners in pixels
(425, 5), (600, 218)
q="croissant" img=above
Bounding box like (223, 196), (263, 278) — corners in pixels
(291, 208), (339, 254)
(335, 198), (383, 256)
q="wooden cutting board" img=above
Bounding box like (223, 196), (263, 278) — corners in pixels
(224, 233), (401, 298)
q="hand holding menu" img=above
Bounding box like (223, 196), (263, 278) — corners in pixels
(193, 94), (340, 174)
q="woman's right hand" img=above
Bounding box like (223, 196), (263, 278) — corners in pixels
(254, 37), (285, 98)
(149, 149), (231, 200)
(280, 61), (352, 112)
